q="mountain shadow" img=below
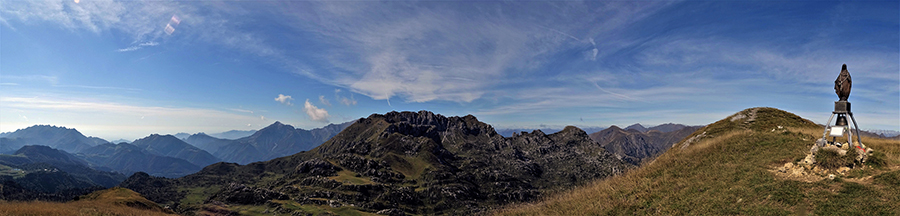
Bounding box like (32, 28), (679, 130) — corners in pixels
(78, 143), (202, 178)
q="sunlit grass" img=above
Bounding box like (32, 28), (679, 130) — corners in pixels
(328, 170), (375, 185)
(495, 108), (900, 215)
(0, 187), (176, 216)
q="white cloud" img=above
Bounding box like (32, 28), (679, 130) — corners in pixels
(229, 108), (254, 114)
(303, 99), (329, 123)
(274, 94), (293, 106)
(319, 95), (331, 106)
(116, 41), (159, 52)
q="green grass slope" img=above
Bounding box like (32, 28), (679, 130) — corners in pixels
(496, 107), (900, 215)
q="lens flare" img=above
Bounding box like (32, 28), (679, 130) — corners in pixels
(165, 15), (181, 35)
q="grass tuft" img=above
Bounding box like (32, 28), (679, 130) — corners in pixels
(866, 151), (888, 169)
(815, 148), (857, 169)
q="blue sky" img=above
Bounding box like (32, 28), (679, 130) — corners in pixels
(1, 1), (898, 140)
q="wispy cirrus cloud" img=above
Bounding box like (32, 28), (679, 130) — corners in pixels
(333, 89), (357, 106)
(0, 1), (173, 42)
(1, 75), (59, 85)
(318, 95), (331, 106)
(116, 41), (158, 52)
(282, 1), (673, 104)
(229, 108), (254, 114)
(1, 0), (278, 58)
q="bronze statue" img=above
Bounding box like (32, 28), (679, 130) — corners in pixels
(834, 64), (851, 101)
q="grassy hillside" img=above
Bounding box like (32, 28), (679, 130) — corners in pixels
(496, 107), (900, 215)
(0, 187), (176, 215)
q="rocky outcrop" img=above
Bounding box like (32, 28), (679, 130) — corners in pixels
(128, 111), (632, 215)
(119, 173), (181, 202)
(295, 158), (341, 176)
(208, 183), (288, 205)
(301, 111), (631, 214)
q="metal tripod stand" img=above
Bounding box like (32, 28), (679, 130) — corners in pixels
(820, 101), (862, 148)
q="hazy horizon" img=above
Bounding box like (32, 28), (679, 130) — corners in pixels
(2, 1), (898, 140)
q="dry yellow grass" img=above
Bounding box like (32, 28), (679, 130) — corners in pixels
(0, 187), (177, 216)
(495, 108), (900, 215)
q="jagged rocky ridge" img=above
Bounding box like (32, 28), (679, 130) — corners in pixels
(121, 111), (631, 215)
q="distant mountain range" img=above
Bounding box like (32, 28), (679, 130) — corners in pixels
(0, 121), (354, 179)
(78, 143), (202, 178)
(0, 145), (125, 201)
(121, 111), (631, 215)
(0, 125), (107, 154)
(109, 139), (132, 144)
(209, 129), (258, 140)
(183, 133), (233, 154)
(496, 126), (606, 137)
(131, 134), (220, 167)
(589, 123), (701, 165)
(171, 133), (192, 140)
(210, 121), (353, 164)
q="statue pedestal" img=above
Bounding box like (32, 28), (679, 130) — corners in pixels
(834, 101), (850, 113)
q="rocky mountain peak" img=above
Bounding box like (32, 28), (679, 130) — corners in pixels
(648, 123), (688, 133)
(368, 110), (497, 137)
(554, 126), (590, 139)
(260, 121), (294, 132)
(141, 134), (178, 141)
(624, 123), (648, 132)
